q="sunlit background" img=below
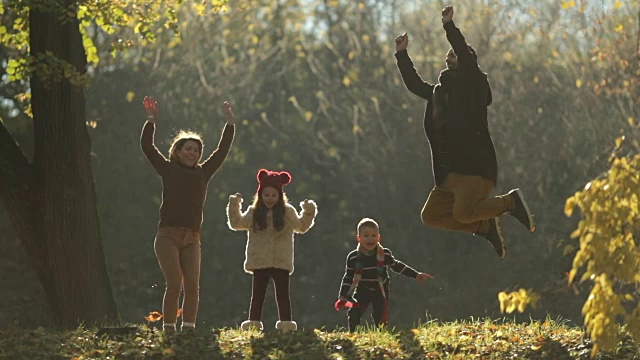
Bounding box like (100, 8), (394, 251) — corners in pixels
(0, 0), (637, 331)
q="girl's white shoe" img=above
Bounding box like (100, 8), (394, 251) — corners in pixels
(275, 320), (297, 332)
(240, 320), (264, 331)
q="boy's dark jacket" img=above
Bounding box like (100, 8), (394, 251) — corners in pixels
(338, 246), (419, 298)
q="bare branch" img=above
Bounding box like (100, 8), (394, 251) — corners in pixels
(196, 60), (215, 94)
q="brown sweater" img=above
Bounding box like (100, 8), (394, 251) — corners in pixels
(141, 121), (235, 231)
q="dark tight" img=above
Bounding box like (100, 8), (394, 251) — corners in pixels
(248, 268), (292, 321)
(347, 288), (388, 332)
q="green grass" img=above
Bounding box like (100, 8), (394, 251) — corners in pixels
(1, 318), (638, 359)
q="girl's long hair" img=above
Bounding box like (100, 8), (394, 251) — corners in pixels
(252, 187), (288, 232)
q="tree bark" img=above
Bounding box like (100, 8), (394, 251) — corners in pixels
(0, 0), (119, 327)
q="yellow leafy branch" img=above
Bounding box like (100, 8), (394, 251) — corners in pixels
(498, 288), (540, 314)
(564, 149), (640, 356)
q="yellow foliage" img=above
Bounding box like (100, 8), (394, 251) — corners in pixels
(564, 148), (640, 356)
(304, 111), (313, 122)
(80, 27), (99, 66)
(193, 3), (206, 15)
(328, 147), (339, 159)
(126, 91), (135, 103)
(615, 136), (624, 148)
(564, 196), (575, 217)
(4, 0), (229, 83)
(497, 289), (540, 314)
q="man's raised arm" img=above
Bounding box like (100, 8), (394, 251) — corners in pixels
(441, 6), (476, 69)
(394, 32), (435, 101)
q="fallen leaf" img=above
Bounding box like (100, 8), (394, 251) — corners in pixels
(144, 311), (163, 322)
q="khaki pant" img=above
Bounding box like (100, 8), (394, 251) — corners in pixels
(421, 173), (514, 234)
(154, 227), (201, 325)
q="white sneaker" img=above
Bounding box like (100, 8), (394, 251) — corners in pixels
(240, 320), (263, 331)
(275, 320), (297, 332)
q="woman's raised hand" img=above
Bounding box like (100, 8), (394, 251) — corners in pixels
(143, 96), (159, 123)
(223, 101), (236, 125)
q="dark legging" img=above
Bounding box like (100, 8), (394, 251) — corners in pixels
(347, 288), (389, 332)
(248, 268), (292, 321)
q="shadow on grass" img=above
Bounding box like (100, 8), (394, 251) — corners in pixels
(397, 329), (426, 358)
(90, 326), (225, 359)
(162, 328), (225, 359)
(518, 337), (590, 360)
(324, 335), (358, 359)
(0, 327), (68, 360)
(248, 328), (354, 360)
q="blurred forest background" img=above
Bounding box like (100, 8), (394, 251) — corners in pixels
(1, 0), (638, 331)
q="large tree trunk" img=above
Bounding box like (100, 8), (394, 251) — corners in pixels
(0, 1), (119, 327)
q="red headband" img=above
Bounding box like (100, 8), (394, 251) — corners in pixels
(256, 168), (292, 193)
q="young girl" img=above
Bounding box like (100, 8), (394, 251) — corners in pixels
(141, 96), (235, 331)
(226, 169), (317, 332)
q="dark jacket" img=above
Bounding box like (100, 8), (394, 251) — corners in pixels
(395, 20), (498, 185)
(338, 247), (419, 298)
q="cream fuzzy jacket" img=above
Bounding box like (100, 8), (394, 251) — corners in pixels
(226, 195), (317, 274)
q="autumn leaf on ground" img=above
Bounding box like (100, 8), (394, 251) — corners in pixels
(144, 311), (163, 322)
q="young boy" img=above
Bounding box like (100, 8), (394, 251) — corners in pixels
(335, 218), (433, 332)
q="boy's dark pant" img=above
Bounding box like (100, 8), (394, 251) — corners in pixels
(347, 287), (389, 332)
